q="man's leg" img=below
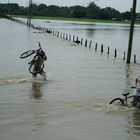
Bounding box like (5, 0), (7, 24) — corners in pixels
(40, 71), (47, 80)
(132, 96), (138, 106)
(32, 74), (37, 80)
(137, 96), (140, 108)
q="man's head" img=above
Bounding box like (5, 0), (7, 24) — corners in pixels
(36, 50), (45, 56)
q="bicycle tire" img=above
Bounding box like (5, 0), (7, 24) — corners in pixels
(126, 95), (134, 106)
(109, 98), (124, 105)
(29, 61), (44, 74)
(20, 50), (35, 59)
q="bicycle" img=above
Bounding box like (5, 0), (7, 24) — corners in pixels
(109, 92), (134, 106)
(20, 42), (45, 74)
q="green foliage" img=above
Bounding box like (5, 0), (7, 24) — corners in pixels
(0, 1), (138, 21)
(69, 6), (87, 18)
(87, 2), (101, 19)
(121, 11), (131, 20)
(0, 3), (17, 14)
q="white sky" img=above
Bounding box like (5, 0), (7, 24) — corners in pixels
(0, 0), (140, 12)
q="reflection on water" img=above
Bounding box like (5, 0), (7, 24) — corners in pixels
(132, 110), (140, 136)
(86, 28), (96, 38)
(29, 18), (140, 62)
(30, 81), (47, 130)
(31, 82), (43, 99)
(1, 18), (140, 140)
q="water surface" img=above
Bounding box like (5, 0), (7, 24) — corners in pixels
(0, 18), (140, 140)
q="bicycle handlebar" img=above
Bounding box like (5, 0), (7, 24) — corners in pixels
(38, 42), (41, 47)
(131, 86), (136, 88)
(37, 42), (44, 52)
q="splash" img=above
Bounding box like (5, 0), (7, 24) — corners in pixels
(0, 77), (32, 85)
(47, 99), (135, 115)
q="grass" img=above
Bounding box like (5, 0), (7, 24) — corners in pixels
(18, 15), (140, 24)
(33, 16), (131, 24)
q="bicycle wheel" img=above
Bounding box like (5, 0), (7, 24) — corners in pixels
(20, 50), (35, 59)
(29, 61), (44, 74)
(109, 98), (124, 105)
(126, 96), (134, 106)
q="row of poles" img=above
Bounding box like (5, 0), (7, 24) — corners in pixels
(49, 29), (137, 63)
(4, 0), (137, 63)
(26, 0), (137, 64)
(4, 14), (138, 64)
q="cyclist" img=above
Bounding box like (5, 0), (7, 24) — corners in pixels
(132, 77), (140, 107)
(30, 49), (47, 80)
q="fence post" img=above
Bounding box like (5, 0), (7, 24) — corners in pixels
(95, 43), (97, 51)
(123, 51), (126, 61)
(114, 49), (117, 58)
(69, 34), (71, 41)
(73, 35), (75, 42)
(107, 46), (110, 55)
(134, 54), (136, 63)
(101, 44), (103, 53)
(85, 40), (87, 47)
(81, 38), (83, 45)
(89, 41), (92, 48)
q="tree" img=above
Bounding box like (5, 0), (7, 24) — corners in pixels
(87, 2), (100, 19)
(59, 6), (69, 17)
(47, 5), (60, 17)
(99, 9), (110, 19)
(69, 6), (87, 18)
(0, 2), (137, 21)
(37, 4), (47, 16)
(121, 11), (131, 20)
(31, 4), (38, 16)
(101, 7), (121, 20)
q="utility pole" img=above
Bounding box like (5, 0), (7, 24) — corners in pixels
(27, 0), (32, 27)
(8, 0), (10, 16)
(126, 0), (137, 63)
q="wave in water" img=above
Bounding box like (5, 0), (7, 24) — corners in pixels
(0, 77), (32, 85)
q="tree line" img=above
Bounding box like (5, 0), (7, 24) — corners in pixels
(0, 2), (139, 21)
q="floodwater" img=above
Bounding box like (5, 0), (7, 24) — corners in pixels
(0, 18), (140, 140)
(30, 18), (140, 62)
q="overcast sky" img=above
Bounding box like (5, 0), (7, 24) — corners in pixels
(1, 0), (140, 12)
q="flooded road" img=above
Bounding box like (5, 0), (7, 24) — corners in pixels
(0, 18), (140, 140)
(30, 19), (140, 62)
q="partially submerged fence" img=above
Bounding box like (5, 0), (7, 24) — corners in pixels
(3, 15), (138, 64)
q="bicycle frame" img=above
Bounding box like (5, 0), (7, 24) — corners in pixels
(122, 93), (133, 105)
(20, 42), (44, 59)
(109, 93), (133, 106)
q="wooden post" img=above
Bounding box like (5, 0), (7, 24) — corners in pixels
(95, 43), (97, 51)
(73, 35), (75, 42)
(81, 38), (83, 45)
(114, 49), (117, 58)
(60, 32), (62, 38)
(76, 36), (78, 41)
(107, 46), (110, 55)
(123, 51), (126, 61)
(27, 0), (32, 27)
(134, 54), (136, 63)
(66, 34), (68, 40)
(89, 41), (92, 48)
(63, 33), (65, 39)
(85, 40), (87, 47)
(126, 0), (137, 63)
(57, 32), (59, 37)
(69, 34), (71, 41)
(101, 44), (103, 53)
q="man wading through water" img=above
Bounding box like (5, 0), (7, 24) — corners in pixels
(29, 47), (47, 80)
